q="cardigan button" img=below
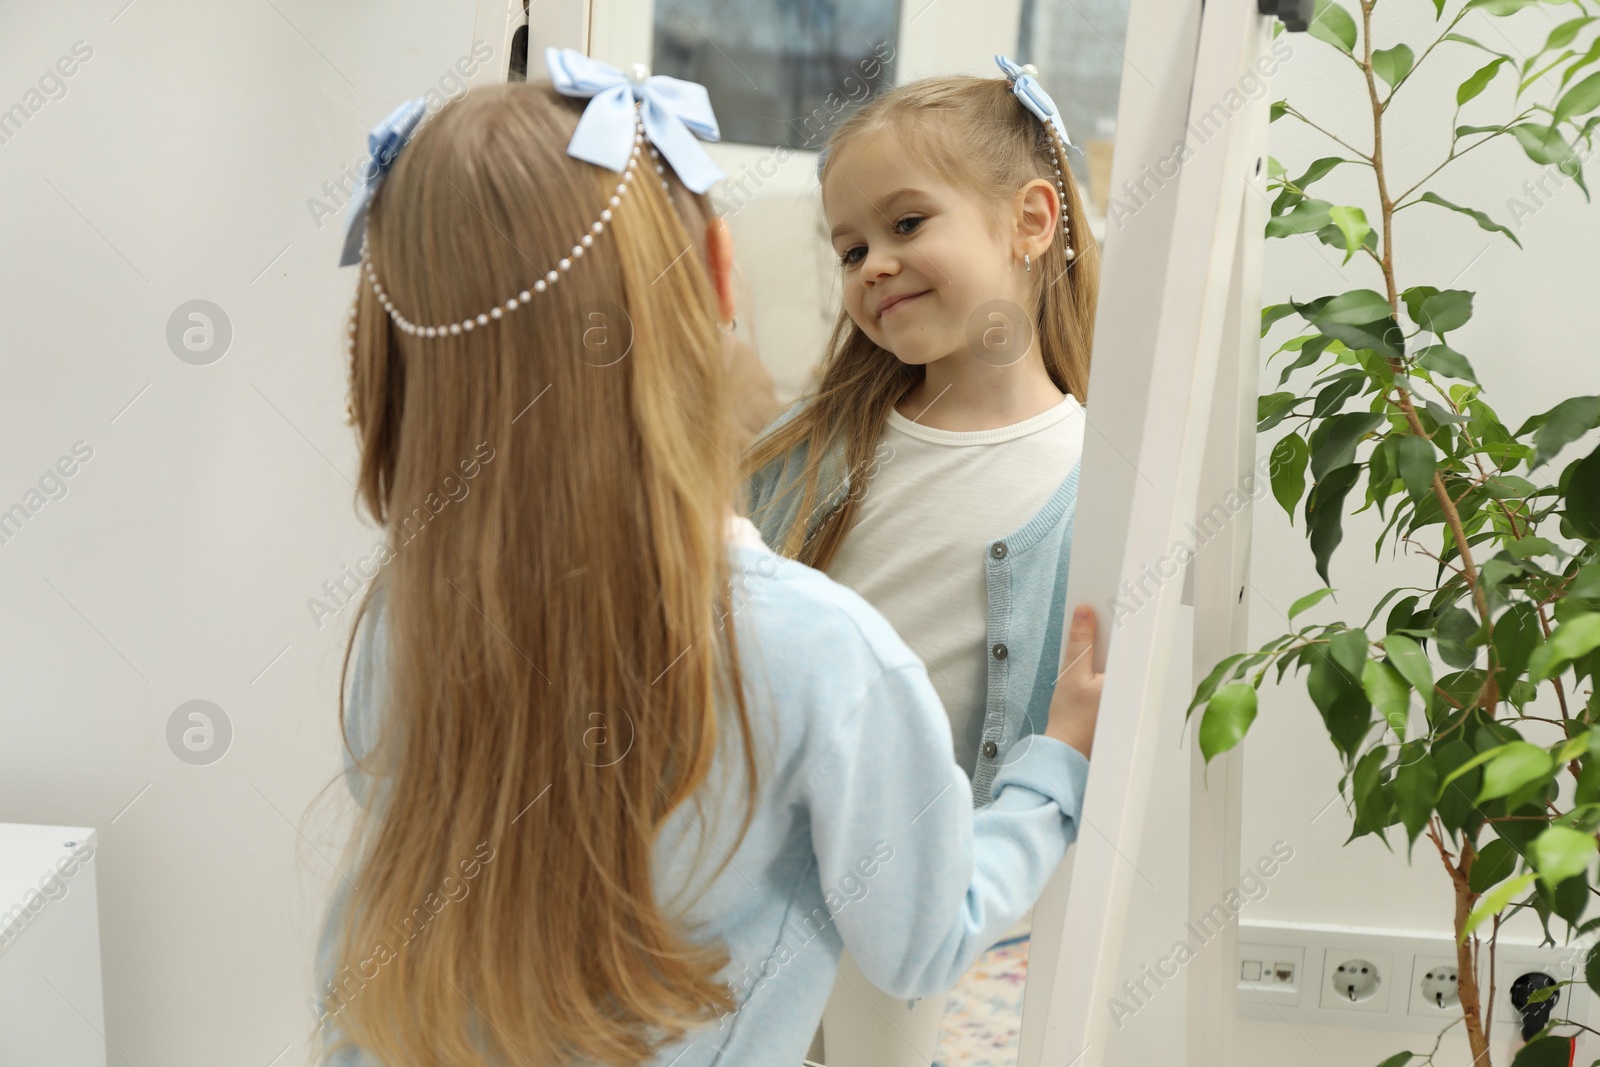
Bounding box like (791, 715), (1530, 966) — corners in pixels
(992, 643), (1008, 660)
(990, 541), (1007, 559)
(981, 740), (999, 760)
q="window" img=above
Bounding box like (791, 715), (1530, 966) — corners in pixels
(650, 0), (900, 149)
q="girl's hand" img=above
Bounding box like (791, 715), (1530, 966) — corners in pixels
(1044, 605), (1104, 759)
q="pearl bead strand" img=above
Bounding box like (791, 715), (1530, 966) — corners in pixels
(357, 108), (649, 342)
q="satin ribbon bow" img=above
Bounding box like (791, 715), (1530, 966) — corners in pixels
(995, 55), (1080, 154)
(546, 47), (726, 194)
(339, 98), (428, 267)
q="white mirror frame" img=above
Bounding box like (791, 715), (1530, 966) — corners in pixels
(1020, 2), (1279, 1065)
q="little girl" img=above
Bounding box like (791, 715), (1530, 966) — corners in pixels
(314, 49), (1102, 1067)
(742, 58), (1100, 1064)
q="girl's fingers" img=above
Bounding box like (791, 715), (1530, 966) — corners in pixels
(1063, 605), (1097, 680)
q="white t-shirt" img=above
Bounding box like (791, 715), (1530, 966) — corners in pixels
(824, 394), (1086, 777)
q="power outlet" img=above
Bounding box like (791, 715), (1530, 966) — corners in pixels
(1320, 947), (1395, 1014)
(1492, 950), (1588, 1030)
(1240, 921), (1596, 1037)
(1239, 941), (1306, 1007)
(1409, 955), (1469, 1018)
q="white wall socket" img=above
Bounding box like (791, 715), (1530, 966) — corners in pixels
(1320, 947), (1395, 1014)
(1409, 954), (1473, 1019)
(1239, 941), (1305, 1007)
(1239, 921), (1595, 1037)
(1491, 946), (1588, 1029)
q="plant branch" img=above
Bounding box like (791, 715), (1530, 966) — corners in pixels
(1280, 104), (1374, 161)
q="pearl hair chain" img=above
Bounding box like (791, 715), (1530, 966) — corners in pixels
(1046, 129), (1077, 263)
(350, 103), (671, 351)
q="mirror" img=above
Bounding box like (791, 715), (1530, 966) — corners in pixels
(595, 1), (1135, 1063)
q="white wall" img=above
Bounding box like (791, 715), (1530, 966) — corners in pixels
(1107, 4), (1600, 1065)
(6, 1), (1599, 1065)
(0, 2), (482, 1062)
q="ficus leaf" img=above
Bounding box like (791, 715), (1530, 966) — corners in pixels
(1310, 412), (1386, 480)
(1396, 435), (1437, 506)
(1492, 602), (1542, 687)
(1393, 744), (1437, 846)
(1272, 433), (1311, 520)
(1376, 45), (1414, 89)
(1527, 613), (1600, 683)
(1383, 634), (1435, 713)
(1330, 627), (1370, 683)
(1373, 44), (1415, 89)
(1266, 198), (1333, 238)
(1556, 70), (1600, 123)
(1309, 289), (1393, 325)
(1512, 1036), (1579, 1067)
(1469, 838), (1520, 893)
(1522, 395), (1600, 469)
(1457, 56), (1508, 106)
(1529, 824), (1597, 887)
(1308, 464), (1364, 586)
(1414, 344), (1479, 385)
(1199, 682), (1258, 762)
(1289, 586), (1337, 622)
(1290, 156), (1348, 192)
(1462, 872), (1536, 941)
(1327, 205), (1372, 264)
(1566, 443), (1600, 539)
(1464, 0), (1540, 15)
(1509, 123), (1589, 202)
(1189, 652), (1247, 715)
(1306, 640), (1373, 758)
(1413, 290), (1474, 335)
(1414, 192), (1523, 249)
(1363, 659), (1411, 737)
(1309, 0), (1358, 54)
(1261, 303), (1300, 336)
(1478, 741), (1555, 802)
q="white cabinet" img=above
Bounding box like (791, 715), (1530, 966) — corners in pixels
(0, 824), (106, 1067)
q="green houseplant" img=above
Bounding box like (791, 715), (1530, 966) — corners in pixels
(1189, 0), (1600, 1063)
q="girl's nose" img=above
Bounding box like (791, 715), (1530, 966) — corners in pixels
(861, 247), (898, 284)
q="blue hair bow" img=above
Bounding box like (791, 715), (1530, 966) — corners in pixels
(995, 55), (1081, 154)
(547, 47), (726, 194)
(339, 98), (428, 267)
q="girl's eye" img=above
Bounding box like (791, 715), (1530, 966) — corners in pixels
(895, 215), (924, 236)
(838, 246), (866, 269)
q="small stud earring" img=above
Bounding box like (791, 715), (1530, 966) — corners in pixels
(1024, 253), (1031, 273)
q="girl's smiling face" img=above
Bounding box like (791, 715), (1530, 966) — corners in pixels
(823, 131), (1026, 368)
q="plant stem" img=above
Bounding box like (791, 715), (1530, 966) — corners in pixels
(1368, 4), (1492, 1060)
(1358, 0), (1495, 700)
(1429, 816), (1492, 1061)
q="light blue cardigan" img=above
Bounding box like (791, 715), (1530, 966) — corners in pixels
(744, 399), (1084, 805)
(314, 531), (1089, 1067)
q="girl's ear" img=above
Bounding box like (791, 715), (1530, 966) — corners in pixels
(705, 216), (738, 325)
(1016, 177), (1061, 262)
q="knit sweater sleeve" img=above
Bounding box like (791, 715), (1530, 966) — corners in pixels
(800, 660), (1089, 1000)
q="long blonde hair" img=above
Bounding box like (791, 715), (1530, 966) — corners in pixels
(741, 75), (1101, 569)
(319, 81), (757, 1065)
